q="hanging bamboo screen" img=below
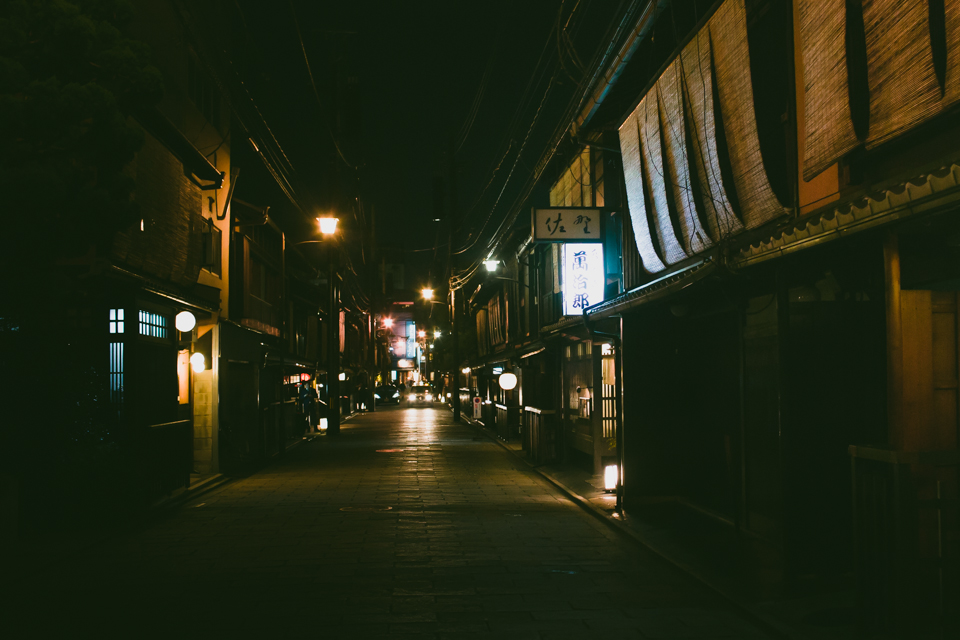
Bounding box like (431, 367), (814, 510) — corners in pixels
(618, 109), (667, 274)
(864, 0), (946, 149)
(709, 0), (788, 229)
(618, 0), (788, 275)
(658, 59), (712, 255)
(799, 0), (861, 180)
(639, 93), (689, 265)
(679, 28), (742, 242)
(947, 0), (960, 103)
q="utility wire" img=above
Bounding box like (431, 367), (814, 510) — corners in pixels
(290, 1), (361, 171)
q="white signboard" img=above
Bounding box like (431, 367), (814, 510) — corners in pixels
(562, 243), (605, 315)
(533, 208), (601, 242)
(472, 396), (482, 419)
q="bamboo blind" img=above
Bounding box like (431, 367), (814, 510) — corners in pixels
(710, 0), (788, 229)
(639, 92), (689, 265)
(864, 0), (945, 149)
(658, 58), (712, 255)
(680, 28), (743, 241)
(799, 0), (861, 180)
(618, 108), (668, 274)
(944, 0), (960, 104)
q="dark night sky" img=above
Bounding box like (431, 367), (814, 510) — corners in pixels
(227, 0), (616, 289)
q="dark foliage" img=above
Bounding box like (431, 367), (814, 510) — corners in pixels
(0, 0), (162, 272)
(0, 1), (162, 481)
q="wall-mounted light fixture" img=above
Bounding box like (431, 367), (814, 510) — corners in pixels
(175, 311), (197, 332)
(498, 372), (517, 390)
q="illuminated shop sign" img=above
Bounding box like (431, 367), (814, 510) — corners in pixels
(405, 321), (417, 358)
(532, 208), (602, 242)
(562, 243), (604, 315)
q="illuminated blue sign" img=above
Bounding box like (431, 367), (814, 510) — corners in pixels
(562, 243), (604, 315)
(405, 321), (417, 358)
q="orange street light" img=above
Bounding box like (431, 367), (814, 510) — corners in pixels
(317, 216), (339, 236)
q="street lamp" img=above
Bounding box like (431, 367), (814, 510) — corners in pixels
(175, 311), (197, 333)
(383, 317), (394, 329)
(317, 216), (339, 236)
(483, 259), (499, 272)
(318, 216), (341, 436)
(421, 288), (434, 300)
(434, 330), (441, 339)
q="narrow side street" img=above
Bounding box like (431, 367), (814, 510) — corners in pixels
(10, 408), (771, 639)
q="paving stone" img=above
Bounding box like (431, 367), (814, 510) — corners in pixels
(9, 407), (774, 637)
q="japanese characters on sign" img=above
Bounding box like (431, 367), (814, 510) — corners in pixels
(533, 208), (602, 242)
(561, 243), (605, 315)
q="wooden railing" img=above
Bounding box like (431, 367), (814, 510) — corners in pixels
(849, 446), (960, 637)
(524, 407), (557, 464)
(495, 403), (521, 441)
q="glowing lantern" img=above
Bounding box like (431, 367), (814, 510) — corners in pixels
(175, 311), (196, 332)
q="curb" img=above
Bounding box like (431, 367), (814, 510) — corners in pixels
(150, 473), (234, 513)
(455, 408), (804, 640)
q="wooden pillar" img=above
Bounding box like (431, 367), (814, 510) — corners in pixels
(884, 232), (904, 448)
(591, 342), (603, 474)
(775, 265), (797, 589)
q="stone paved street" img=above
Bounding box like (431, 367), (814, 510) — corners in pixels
(10, 408), (773, 638)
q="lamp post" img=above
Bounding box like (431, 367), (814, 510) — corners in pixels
(318, 216), (340, 436)
(450, 286), (460, 421)
(417, 329), (427, 384)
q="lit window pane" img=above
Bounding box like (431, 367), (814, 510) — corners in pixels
(139, 311), (168, 338)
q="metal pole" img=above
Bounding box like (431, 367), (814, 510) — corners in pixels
(327, 245), (341, 436)
(615, 318), (624, 517)
(279, 231), (287, 455)
(448, 133), (461, 422)
(451, 287), (460, 421)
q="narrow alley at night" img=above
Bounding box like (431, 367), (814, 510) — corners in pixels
(10, 407), (772, 638)
(2, 0), (959, 638)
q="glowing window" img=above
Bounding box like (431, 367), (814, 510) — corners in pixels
(109, 308), (124, 334)
(109, 342), (124, 403)
(139, 311), (168, 338)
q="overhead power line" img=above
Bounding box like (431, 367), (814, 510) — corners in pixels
(289, 1), (361, 171)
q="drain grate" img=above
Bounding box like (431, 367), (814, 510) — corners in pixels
(339, 506), (394, 512)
